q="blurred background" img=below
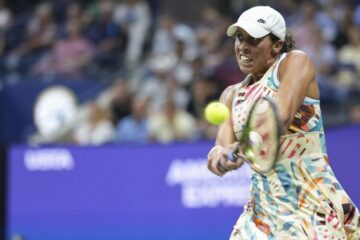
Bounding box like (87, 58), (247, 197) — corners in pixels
(0, 0), (359, 239)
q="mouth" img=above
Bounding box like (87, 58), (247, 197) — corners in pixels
(240, 55), (252, 64)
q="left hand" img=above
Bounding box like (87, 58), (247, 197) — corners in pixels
(207, 143), (246, 176)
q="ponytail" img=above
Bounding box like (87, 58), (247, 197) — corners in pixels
(270, 29), (296, 54)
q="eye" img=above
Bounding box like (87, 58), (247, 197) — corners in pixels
(249, 37), (262, 46)
(234, 33), (244, 42)
(248, 36), (257, 44)
(233, 33), (264, 46)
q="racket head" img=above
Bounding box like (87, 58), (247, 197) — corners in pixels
(241, 97), (281, 173)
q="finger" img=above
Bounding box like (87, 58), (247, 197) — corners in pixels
(208, 156), (222, 176)
(207, 156), (212, 170)
(211, 157), (225, 176)
(221, 152), (245, 170)
(217, 161), (228, 173)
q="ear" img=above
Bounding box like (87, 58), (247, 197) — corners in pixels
(272, 41), (283, 55)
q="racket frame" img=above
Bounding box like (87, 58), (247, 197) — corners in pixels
(237, 96), (281, 173)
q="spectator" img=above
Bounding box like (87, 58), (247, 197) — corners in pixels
(186, 75), (219, 140)
(0, 0), (12, 74)
(72, 101), (115, 145)
(0, 0), (11, 53)
(6, 2), (57, 75)
(113, 0), (151, 67)
(0, 0), (11, 33)
(291, 2), (322, 51)
(84, 0), (127, 74)
(116, 95), (149, 143)
(336, 24), (360, 98)
(106, 79), (133, 124)
(302, 27), (342, 103)
(195, 6), (230, 69)
(338, 24), (360, 77)
(148, 98), (197, 143)
(139, 54), (189, 112)
(355, 3), (360, 26)
(34, 17), (94, 80)
(151, 14), (197, 58)
(186, 74), (219, 119)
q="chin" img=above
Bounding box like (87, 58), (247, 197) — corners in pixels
(239, 65), (252, 75)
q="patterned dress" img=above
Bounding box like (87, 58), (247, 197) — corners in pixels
(229, 53), (360, 239)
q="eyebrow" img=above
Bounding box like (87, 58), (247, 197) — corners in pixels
(234, 32), (267, 45)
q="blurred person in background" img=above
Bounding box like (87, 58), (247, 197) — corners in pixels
(275, 0), (302, 26)
(187, 74), (219, 119)
(116, 95), (149, 143)
(84, 0), (127, 75)
(6, 2), (57, 76)
(290, 1), (321, 51)
(58, 1), (84, 37)
(0, 0), (12, 75)
(337, 24), (360, 90)
(151, 14), (197, 58)
(331, 2), (356, 49)
(302, 27), (347, 107)
(207, 6), (360, 239)
(336, 24), (360, 123)
(195, 7), (232, 71)
(212, 37), (246, 89)
(338, 25), (360, 82)
(355, 3), (360, 26)
(186, 74), (219, 140)
(148, 98), (197, 143)
(33, 17), (94, 80)
(72, 101), (115, 145)
(107, 79), (133, 124)
(113, 0), (151, 68)
(139, 54), (189, 112)
(171, 37), (194, 88)
(0, 0), (11, 55)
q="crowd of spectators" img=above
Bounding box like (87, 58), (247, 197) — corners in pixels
(1, 0), (359, 145)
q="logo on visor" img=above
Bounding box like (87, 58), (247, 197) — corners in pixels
(257, 18), (266, 24)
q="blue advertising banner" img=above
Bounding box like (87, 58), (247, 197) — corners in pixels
(7, 142), (252, 240)
(7, 125), (360, 240)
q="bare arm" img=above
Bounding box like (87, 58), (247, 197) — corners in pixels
(215, 85), (237, 146)
(276, 50), (319, 133)
(207, 84), (245, 176)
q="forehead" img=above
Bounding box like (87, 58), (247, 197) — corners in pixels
(234, 27), (268, 40)
(234, 27), (252, 37)
(234, 27), (271, 45)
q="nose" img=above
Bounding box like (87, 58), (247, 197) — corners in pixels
(236, 39), (250, 53)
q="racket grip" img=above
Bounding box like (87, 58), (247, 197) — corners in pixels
(227, 149), (239, 162)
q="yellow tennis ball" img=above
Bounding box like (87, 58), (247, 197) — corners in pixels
(204, 102), (230, 125)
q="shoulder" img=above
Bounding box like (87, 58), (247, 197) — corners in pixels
(282, 50), (314, 67)
(219, 81), (245, 110)
(279, 50), (316, 76)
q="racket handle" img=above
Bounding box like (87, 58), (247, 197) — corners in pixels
(227, 149), (239, 162)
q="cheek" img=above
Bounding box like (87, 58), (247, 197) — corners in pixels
(234, 40), (240, 52)
(255, 46), (271, 61)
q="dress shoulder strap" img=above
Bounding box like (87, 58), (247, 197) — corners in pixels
(267, 53), (287, 90)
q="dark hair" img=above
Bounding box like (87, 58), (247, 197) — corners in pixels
(270, 29), (296, 54)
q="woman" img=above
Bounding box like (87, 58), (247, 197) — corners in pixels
(207, 6), (360, 239)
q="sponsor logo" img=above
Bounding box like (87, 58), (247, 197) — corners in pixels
(24, 148), (74, 171)
(166, 158), (252, 208)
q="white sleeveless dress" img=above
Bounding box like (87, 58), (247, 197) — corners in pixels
(229, 53), (360, 239)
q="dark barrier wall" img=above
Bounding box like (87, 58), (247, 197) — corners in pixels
(0, 145), (7, 239)
(6, 125), (360, 240)
(0, 80), (107, 144)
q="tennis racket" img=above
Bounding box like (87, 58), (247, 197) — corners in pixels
(227, 96), (281, 173)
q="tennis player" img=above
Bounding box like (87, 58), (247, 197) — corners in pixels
(207, 6), (360, 239)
